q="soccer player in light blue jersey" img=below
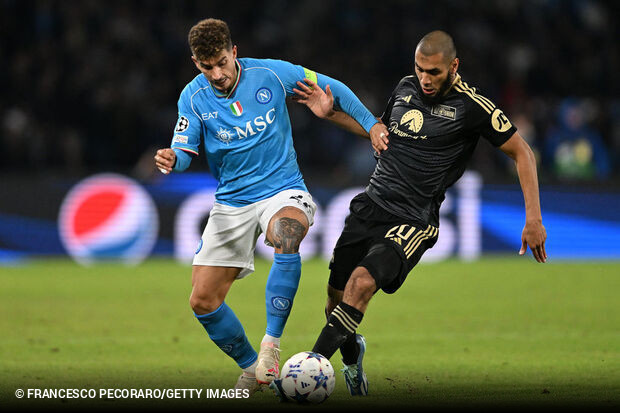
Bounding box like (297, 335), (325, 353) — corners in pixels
(154, 18), (388, 394)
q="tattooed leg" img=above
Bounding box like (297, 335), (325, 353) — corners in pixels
(267, 207), (309, 254)
(260, 207), (309, 343)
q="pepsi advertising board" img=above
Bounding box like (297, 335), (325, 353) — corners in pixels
(58, 174), (159, 265)
(0, 172), (619, 265)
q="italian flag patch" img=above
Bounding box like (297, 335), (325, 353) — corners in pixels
(230, 101), (243, 116)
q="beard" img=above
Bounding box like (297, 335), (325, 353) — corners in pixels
(418, 72), (455, 105)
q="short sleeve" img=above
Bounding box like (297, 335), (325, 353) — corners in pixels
(479, 107), (517, 147)
(170, 91), (201, 156)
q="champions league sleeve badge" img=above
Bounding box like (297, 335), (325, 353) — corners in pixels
(175, 116), (190, 133)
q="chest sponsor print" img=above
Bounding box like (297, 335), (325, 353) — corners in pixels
(431, 104), (457, 120)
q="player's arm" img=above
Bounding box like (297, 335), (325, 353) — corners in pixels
(155, 90), (201, 174)
(264, 59), (389, 152)
(292, 78), (389, 152)
(499, 132), (547, 263)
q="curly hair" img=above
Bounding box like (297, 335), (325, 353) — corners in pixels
(188, 18), (232, 60)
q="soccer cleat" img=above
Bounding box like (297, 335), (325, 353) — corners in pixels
(268, 378), (289, 403)
(341, 334), (368, 396)
(255, 342), (281, 384)
(234, 373), (262, 396)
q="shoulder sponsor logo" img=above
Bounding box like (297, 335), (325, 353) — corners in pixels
(201, 111), (218, 120)
(431, 104), (456, 120)
(172, 135), (188, 144)
(255, 87), (272, 104)
(402, 95), (412, 103)
(491, 108), (512, 132)
(174, 116), (189, 132)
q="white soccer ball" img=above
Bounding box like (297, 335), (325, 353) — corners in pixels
(280, 351), (336, 403)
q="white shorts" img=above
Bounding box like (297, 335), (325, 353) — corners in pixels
(193, 189), (316, 279)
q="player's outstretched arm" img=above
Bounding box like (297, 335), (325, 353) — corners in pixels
(499, 132), (547, 263)
(154, 148), (176, 174)
(293, 78), (389, 152)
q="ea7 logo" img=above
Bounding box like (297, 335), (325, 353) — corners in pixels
(233, 108), (276, 139)
(201, 112), (218, 120)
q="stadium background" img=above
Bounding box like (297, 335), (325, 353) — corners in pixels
(1, 0), (619, 263)
(0, 0), (618, 409)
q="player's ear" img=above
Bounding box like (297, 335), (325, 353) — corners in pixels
(191, 55), (201, 70)
(231, 45), (238, 59)
(451, 58), (459, 74)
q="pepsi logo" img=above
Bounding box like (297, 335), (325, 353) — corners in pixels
(58, 173), (159, 265)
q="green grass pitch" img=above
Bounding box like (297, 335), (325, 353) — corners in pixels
(0, 257), (618, 410)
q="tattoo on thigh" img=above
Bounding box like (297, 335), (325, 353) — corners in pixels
(273, 218), (306, 253)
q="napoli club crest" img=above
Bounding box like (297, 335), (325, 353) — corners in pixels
(255, 87), (272, 104)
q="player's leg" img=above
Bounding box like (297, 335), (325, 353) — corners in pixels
(326, 284), (362, 366)
(190, 201), (263, 392)
(190, 265), (259, 378)
(312, 264), (375, 361)
(256, 207), (310, 383)
(255, 190), (316, 384)
(315, 220), (440, 359)
(315, 224), (439, 395)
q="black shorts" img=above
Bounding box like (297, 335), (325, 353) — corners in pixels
(328, 192), (438, 294)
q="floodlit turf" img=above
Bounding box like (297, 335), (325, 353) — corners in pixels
(0, 257), (618, 410)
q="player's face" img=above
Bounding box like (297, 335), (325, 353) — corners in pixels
(192, 46), (238, 92)
(414, 50), (458, 104)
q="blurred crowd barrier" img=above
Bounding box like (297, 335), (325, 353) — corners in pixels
(1, 171), (619, 265)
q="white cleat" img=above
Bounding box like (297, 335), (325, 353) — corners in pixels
(234, 373), (262, 396)
(255, 342), (281, 384)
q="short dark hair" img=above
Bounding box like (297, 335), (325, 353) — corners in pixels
(188, 18), (232, 60)
(416, 30), (457, 63)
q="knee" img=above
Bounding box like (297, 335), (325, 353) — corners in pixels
(348, 267), (377, 297)
(190, 290), (223, 315)
(268, 210), (309, 254)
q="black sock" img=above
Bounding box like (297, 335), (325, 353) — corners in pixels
(322, 306), (360, 364)
(312, 303), (364, 360)
(340, 332), (360, 365)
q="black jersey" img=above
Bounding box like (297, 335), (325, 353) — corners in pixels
(366, 74), (516, 227)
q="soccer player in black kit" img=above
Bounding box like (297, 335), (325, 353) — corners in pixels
(287, 30), (548, 396)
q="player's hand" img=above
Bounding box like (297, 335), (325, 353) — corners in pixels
(292, 78), (334, 119)
(519, 219), (547, 263)
(369, 122), (389, 153)
(154, 148), (176, 174)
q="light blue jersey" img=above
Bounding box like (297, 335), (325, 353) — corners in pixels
(171, 57), (377, 206)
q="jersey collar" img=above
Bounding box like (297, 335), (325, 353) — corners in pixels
(211, 59), (242, 99)
(446, 73), (461, 94)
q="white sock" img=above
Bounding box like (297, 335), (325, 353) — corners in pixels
(262, 334), (280, 347)
(242, 359), (258, 376)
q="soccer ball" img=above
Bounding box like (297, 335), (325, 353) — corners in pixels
(279, 351), (336, 403)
